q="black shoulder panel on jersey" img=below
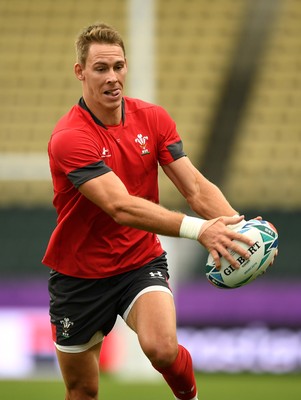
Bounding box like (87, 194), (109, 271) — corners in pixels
(167, 140), (186, 161)
(68, 161), (112, 188)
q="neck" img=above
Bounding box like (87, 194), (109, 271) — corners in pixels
(79, 97), (125, 128)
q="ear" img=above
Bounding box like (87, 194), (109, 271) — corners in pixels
(74, 63), (84, 81)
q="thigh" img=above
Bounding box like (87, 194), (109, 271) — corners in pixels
(126, 290), (178, 353)
(56, 341), (102, 395)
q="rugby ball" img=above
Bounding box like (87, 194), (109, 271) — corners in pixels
(205, 220), (278, 289)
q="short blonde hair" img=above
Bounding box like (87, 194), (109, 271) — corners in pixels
(75, 22), (126, 66)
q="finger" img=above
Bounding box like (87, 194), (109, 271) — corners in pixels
(230, 231), (254, 247)
(227, 240), (251, 260)
(210, 249), (222, 270)
(213, 235), (252, 269)
(216, 244), (244, 269)
(223, 215), (245, 226)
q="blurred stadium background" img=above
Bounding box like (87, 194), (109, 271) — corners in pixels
(0, 0), (300, 393)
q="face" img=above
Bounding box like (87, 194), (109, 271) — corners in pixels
(74, 43), (127, 124)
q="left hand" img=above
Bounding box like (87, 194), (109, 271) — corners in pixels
(198, 215), (255, 270)
(228, 215), (278, 268)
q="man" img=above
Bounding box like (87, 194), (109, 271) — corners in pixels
(43, 23), (255, 400)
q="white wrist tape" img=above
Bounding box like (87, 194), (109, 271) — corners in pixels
(179, 216), (206, 240)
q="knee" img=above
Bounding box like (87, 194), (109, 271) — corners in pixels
(65, 381), (98, 400)
(141, 335), (178, 368)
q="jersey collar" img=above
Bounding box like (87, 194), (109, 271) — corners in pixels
(78, 97), (125, 129)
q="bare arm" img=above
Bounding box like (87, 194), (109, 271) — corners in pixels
(79, 167), (252, 269)
(162, 157), (253, 267)
(78, 171), (184, 236)
(162, 157), (237, 219)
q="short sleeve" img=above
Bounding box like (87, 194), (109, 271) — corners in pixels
(155, 106), (186, 165)
(49, 128), (102, 172)
(49, 128), (111, 186)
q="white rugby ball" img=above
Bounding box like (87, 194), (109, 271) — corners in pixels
(205, 219), (278, 289)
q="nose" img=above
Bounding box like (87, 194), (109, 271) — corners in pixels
(106, 68), (118, 84)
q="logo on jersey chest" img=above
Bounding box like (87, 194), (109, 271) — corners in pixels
(135, 133), (150, 155)
(101, 147), (112, 158)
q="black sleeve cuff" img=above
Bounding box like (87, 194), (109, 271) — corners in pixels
(167, 140), (186, 161)
(67, 161), (112, 188)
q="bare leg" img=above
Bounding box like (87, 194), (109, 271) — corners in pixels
(126, 291), (198, 400)
(126, 291), (178, 367)
(56, 341), (102, 400)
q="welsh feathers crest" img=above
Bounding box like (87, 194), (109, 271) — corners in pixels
(135, 133), (150, 155)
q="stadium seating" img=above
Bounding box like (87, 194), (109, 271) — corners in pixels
(156, 0), (249, 207)
(0, 0), (300, 209)
(0, 0), (127, 206)
(222, 0), (301, 209)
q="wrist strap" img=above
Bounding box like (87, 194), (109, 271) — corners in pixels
(179, 216), (206, 240)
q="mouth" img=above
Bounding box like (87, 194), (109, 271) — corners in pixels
(103, 88), (121, 98)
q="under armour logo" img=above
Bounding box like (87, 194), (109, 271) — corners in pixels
(149, 271), (164, 278)
(101, 147), (111, 158)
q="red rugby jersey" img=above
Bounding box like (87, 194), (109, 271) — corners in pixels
(42, 97), (185, 278)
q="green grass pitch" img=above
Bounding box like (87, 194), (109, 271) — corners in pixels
(0, 373), (300, 399)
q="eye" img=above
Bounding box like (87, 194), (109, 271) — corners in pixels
(115, 64), (124, 71)
(95, 64), (107, 72)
